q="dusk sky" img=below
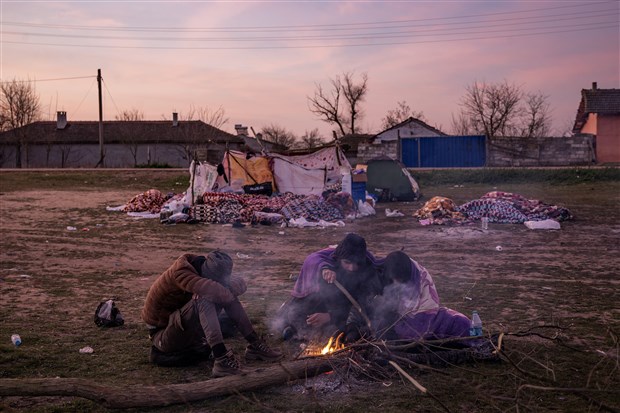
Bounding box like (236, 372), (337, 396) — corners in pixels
(1, 1), (619, 139)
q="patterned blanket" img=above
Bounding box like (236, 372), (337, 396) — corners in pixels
(193, 192), (346, 224)
(413, 191), (573, 225)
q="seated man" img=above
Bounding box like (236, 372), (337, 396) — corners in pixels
(142, 251), (282, 377)
(358, 250), (471, 341)
(276, 233), (383, 341)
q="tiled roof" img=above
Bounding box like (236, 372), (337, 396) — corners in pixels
(0, 120), (242, 145)
(582, 88), (620, 114)
(573, 87), (620, 132)
(377, 117), (447, 137)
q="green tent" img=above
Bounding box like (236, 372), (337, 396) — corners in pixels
(366, 157), (420, 202)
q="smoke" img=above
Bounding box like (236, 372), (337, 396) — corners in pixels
(367, 281), (422, 339)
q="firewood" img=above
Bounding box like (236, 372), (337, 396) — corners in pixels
(0, 357), (338, 409)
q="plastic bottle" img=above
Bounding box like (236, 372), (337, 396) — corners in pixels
(481, 217), (489, 230)
(341, 171), (352, 195)
(11, 334), (21, 347)
(470, 311), (483, 336)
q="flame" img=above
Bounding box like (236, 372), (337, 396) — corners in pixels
(320, 332), (345, 355)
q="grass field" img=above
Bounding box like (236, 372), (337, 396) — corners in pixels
(0, 168), (619, 412)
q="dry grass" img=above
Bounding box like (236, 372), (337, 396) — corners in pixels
(0, 170), (619, 412)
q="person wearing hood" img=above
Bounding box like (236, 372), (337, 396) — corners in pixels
(364, 250), (471, 341)
(142, 251), (282, 377)
(276, 233), (384, 341)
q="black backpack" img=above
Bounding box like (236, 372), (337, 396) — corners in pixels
(94, 299), (125, 327)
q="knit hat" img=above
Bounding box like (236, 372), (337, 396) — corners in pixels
(384, 251), (413, 283)
(201, 251), (233, 282)
(333, 233), (367, 265)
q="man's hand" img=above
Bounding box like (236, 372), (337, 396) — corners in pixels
(321, 268), (336, 284)
(306, 312), (331, 327)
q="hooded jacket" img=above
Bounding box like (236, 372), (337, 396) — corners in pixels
(141, 253), (246, 328)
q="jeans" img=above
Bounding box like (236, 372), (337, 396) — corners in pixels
(152, 294), (254, 353)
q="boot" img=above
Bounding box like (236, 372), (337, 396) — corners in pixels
(245, 339), (283, 361)
(212, 350), (244, 377)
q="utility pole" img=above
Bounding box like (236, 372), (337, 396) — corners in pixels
(96, 68), (105, 167)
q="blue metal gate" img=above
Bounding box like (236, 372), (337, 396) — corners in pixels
(401, 135), (486, 167)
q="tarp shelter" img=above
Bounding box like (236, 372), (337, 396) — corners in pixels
(271, 146), (351, 196)
(366, 157), (420, 202)
(214, 150), (276, 193)
(187, 161), (219, 204)
(190, 146), (351, 201)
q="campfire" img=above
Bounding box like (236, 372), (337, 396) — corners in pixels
(303, 332), (346, 357)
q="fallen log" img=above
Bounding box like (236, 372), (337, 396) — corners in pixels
(0, 357), (336, 409)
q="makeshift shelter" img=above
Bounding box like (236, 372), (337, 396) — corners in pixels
(271, 146), (351, 196)
(187, 160), (218, 204)
(214, 150), (276, 194)
(365, 157), (420, 202)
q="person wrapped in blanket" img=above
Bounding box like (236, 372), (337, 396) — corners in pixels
(142, 251), (282, 377)
(345, 250), (471, 342)
(276, 233), (384, 341)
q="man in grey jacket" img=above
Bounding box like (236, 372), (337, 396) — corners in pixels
(142, 251), (282, 377)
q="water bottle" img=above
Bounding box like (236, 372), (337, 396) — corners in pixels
(11, 334), (22, 347)
(481, 217), (489, 230)
(470, 311), (483, 336)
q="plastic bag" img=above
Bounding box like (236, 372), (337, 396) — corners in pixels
(94, 299), (125, 327)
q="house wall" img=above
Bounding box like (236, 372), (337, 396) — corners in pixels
(596, 115), (620, 163)
(581, 113), (597, 134)
(0, 143), (239, 168)
(357, 141), (399, 162)
(487, 135), (596, 166)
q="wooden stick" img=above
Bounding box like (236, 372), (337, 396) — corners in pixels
(388, 360), (427, 393)
(333, 279), (372, 329)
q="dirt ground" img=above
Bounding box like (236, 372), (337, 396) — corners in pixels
(1, 178), (619, 412)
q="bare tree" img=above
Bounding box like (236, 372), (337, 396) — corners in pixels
(0, 78), (41, 167)
(299, 128), (325, 149)
(452, 80), (553, 139)
(260, 123), (297, 149)
(381, 100), (426, 129)
(115, 108), (144, 122)
(115, 108), (145, 166)
(450, 111), (477, 136)
(308, 71), (368, 136)
(520, 92), (552, 138)
(174, 105), (230, 162)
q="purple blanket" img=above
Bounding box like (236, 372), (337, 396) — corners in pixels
(291, 248), (384, 298)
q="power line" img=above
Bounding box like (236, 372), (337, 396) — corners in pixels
(4, 14), (619, 42)
(2, 24), (617, 50)
(0, 75), (95, 84)
(71, 77), (97, 116)
(3, 15), (616, 43)
(2, 1), (614, 32)
(102, 78), (122, 119)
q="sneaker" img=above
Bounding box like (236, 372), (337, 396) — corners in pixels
(245, 339), (283, 361)
(282, 325), (296, 341)
(212, 350), (244, 377)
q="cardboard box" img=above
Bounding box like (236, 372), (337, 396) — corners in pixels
(351, 172), (367, 182)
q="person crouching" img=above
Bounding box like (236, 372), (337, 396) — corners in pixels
(141, 251), (282, 377)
